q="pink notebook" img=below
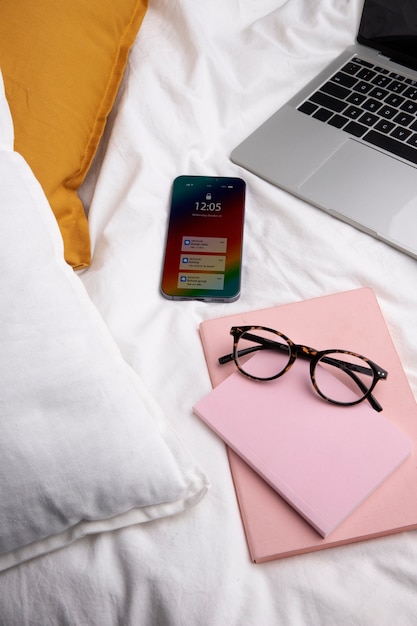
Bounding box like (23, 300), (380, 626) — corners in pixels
(198, 289), (417, 560)
(194, 352), (411, 538)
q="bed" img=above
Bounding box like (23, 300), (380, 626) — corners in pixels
(1, 0), (417, 624)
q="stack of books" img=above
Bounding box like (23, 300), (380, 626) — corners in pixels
(194, 288), (416, 562)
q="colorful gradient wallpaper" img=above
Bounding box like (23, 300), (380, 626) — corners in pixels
(161, 176), (245, 301)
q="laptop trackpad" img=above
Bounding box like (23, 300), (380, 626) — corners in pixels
(298, 139), (417, 251)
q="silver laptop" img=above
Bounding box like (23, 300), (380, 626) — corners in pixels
(231, 0), (417, 260)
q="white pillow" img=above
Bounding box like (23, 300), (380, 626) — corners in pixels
(0, 74), (208, 572)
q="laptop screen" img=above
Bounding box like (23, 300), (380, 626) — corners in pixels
(357, 0), (417, 71)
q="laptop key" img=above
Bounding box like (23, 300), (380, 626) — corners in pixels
(347, 92), (367, 106)
(373, 66), (389, 75)
(345, 121), (368, 137)
(342, 62), (362, 75)
(393, 112), (414, 127)
(310, 91), (347, 113)
(391, 127), (412, 141)
(298, 101), (318, 115)
(406, 134), (417, 148)
(352, 58), (373, 68)
(362, 98), (381, 113)
(388, 80), (406, 93)
(345, 105), (362, 119)
(357, 68), (376, 81)
(327, 114), (348, 129)
(331, 72), (357, 88)
(369, 86), (388, 99)
(390, 72), (407, 81)
(359, 112), (378, 126)
(353, 81), (373, 94)
(313, 108), (333, 122)
(385, 93), (405, 107)
(375, 119), (395, 134)
(321, 81), (351, 100)
(379, 105), (397, 119)
(404, 87), (417, 100)
(400, 100), (417, 115)
(371, 74), (391, 88)
(364, 130), (417, 165)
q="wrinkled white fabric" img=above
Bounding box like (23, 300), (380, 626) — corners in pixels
(1, 0), (417, 624)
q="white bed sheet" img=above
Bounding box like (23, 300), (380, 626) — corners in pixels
(2, 0), (417, 624)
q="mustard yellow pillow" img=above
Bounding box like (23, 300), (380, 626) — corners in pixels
(0, 0), (148, 269)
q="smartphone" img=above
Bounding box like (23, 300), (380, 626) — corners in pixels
(161, 175), (246, 302)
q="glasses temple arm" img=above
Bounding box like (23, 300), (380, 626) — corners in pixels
(297, 348), (386, 378)
(218, 333), (289, 365)
(218, 344), (270, 365)
(321, 356), (387, 379)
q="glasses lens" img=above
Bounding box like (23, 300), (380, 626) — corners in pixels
(235, 328), (291, 379)
(313, 351), (375, 404)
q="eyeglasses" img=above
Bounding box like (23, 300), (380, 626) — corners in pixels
(218, 326), (388, 412)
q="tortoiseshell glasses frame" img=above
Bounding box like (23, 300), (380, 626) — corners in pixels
(218, 326), (388, 412)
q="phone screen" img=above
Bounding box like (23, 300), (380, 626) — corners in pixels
(161, 176), (246, 301)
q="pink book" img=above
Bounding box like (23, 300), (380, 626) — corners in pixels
(198, 289), (417, 560)
(194, 351), (411, 538)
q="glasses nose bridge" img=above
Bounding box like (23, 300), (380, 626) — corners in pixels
(294, 344), (320, 360)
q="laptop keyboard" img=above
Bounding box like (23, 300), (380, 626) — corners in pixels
(298, 57), (417, 165)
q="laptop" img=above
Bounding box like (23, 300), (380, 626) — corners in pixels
(231, 0), (417, 260)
